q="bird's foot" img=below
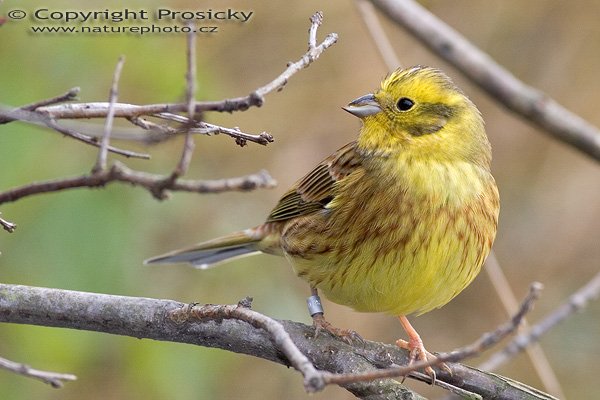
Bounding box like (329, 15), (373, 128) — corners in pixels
(311, 313), (363, 344)
(395, 337), (452, 384)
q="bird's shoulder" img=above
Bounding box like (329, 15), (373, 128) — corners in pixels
(266, 141), (364, 222)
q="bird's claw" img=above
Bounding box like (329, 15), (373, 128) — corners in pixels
(396, 338), (449, 385)
(312, 313), (363, 344)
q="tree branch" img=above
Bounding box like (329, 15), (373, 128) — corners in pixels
(369, 0), (600, 162)
(0, 162), (276, 204)
(0, 283), (555, 400)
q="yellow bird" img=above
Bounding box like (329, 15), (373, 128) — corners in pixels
(146, 66), (499, 378)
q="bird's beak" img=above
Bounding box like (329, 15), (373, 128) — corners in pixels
(343, 94), (382, 118)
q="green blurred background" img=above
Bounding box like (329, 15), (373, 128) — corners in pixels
(1, 0), (599, 399)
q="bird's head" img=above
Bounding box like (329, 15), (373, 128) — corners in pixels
(344, 66), (491, 168)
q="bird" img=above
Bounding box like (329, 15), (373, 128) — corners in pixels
(146, 66), (500, 379)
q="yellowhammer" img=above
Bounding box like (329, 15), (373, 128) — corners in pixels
(146, 66), (499, 379)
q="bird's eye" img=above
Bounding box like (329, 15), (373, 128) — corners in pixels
(397, 97), (414, 111)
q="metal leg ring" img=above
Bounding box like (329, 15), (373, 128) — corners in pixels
(306, 294), (324, 317)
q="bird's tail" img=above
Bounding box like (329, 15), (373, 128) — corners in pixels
(144, 229), (263, 269)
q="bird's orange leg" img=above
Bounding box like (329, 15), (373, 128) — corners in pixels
(308, 287), (362, 344)
(396, 315), (448, 383)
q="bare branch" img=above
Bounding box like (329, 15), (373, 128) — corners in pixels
(251, 13), (337, 105)
(0, 162), (276, 204)
(0, 283), (555, 400)
(322, 283), (544, 389)
(369, 0), (600, 161)
(0, 355), (76, 388)
(483, 252), (565, 398)
(94, 56), (126, 173)
(19, 87), (80, 110)
(481, 270), (600, 372)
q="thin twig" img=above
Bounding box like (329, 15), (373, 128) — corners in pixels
(45, 118), (150, 159)
(171, 298), (325, 393)
(354, 0), (401, 70)
(308, 11), (323, 49)
(369, 0), (600, 162)
(0, 87), (79, 124)
(153, 113), (273, 145)
(483, 252), (565, 398)
(0, 162), (277, 204)
(0, 355), (77, 388)
(481, 270), (600, 372)
(94, 55), (126, 173)
(0, 108), (150, 159)
(322, 282), (543, 387)
(153, 27), (198, 199)
(172, 26), (197, 179)
(0, 213), (17, 233)
(252, 14), (337, 104)
(19, 87), (80, 110)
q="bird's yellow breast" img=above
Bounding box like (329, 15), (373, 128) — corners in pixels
(282, 155), (499, 316)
